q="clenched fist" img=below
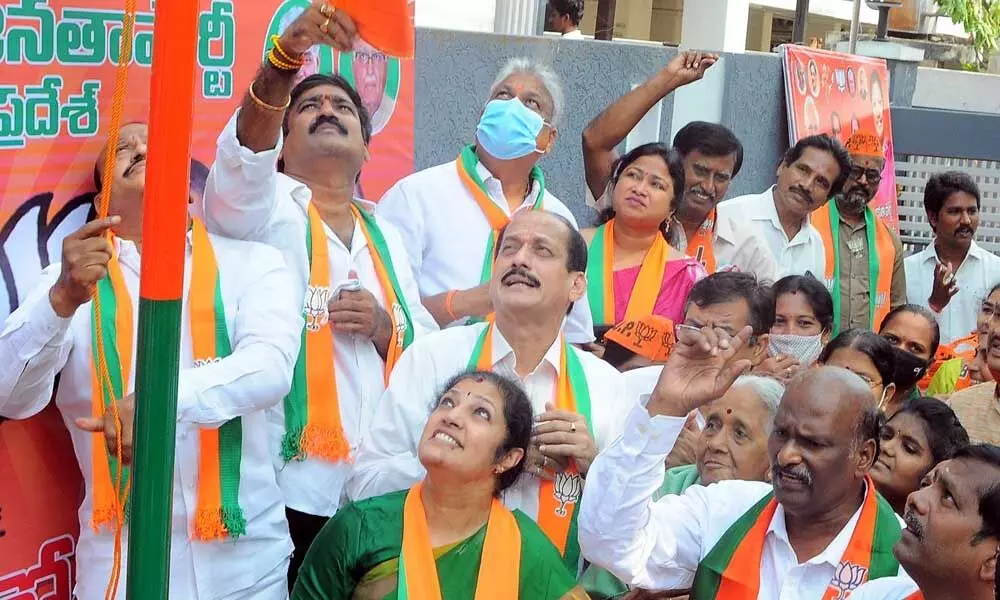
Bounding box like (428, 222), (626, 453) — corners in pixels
(49, 217), (120, 318)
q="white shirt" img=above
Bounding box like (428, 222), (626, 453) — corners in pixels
(0, 235), (300, 600)
(204, 110), (438, 517)
(578, 402), (909, 598)
(904, 240), (1000, 344)
(562, 29), (585, 39)
(717, 186), (825, 280)
(378, 157), (595, 343)
(346, 321), (630, 519)
(848, 577), (920, 599)
(670, 211), (779, 284)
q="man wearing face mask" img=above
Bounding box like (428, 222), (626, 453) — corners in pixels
(904, 171), (1000, 344)
(378, 58), (595, 344)
(811, 132), (906, 334)
(582, 52), (777, 283)
(717, 135), (852, 278)
(579, 328), (909, 598)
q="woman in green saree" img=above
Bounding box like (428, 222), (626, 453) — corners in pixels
(291, 370), (587, 600)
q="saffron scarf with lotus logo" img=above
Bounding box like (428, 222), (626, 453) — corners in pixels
(690, 477), (900, 599)
(466, 323), (592, 572)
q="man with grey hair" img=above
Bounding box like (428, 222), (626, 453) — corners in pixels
(378, 57), (595, 343)
(579, 322), (909, 598)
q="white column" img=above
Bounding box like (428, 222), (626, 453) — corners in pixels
(494, 0), (544, 36)
(669, 0), (748, 138)
(679, 0), (750, 52)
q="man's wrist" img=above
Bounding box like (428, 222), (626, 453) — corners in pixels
(928, 297), (946, 313)
(48, 284), (79, 318)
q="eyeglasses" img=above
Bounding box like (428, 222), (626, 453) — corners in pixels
(850, 166), (882, 184)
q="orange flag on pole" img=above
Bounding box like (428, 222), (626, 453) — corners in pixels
(331, 0), (414, 58)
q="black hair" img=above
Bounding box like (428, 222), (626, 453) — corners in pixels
(672, 121), (744, 177)
(684, 271), (775, 336)
(923, 171), (981, 230)
(598, 142), (686, 241)
(951, 444), (1000, 549)
(880, 304), (942, 360)
(495, 211), (587, 274)
(547, 0), (584, 24)
(858, 401), (886, 464)
(891, 397), (969, 464)
(817, 328), (897, 387)
(771, 274), (834, 333)
(602, 339), (638, 369)
(781, 133), (853, 195)
(436, 370), (533, 493)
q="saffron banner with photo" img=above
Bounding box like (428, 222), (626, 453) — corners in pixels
(780, 45), (898, 230)
(0, 1), (414, 596)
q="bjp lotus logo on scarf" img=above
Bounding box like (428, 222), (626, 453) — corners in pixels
(392, 302), (407, 348)
(304, 285), (331, 332)
(552, 472), (583, 517)
(830, 561), (867, 598)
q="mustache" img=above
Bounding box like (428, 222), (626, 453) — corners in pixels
(773, 465), (813, 486)
(309, 114), (348, 135)
(790, 186), (811, 201)
(501, 266), (540, 287)
(902, 511), (924, 540)
(688, 186), (715, 202)
(123, 156), (145, 178)
(955, 226), (974, 236)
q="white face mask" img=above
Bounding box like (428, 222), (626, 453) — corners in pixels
(768, 333), (824, 366)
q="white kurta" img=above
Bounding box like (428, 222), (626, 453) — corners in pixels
(204, 110), (439, 517)
(578, 401), (910, 599)
(345, 321), (630, 519)
(904, 240), (1000, 344)
(377, 156), (596, 343)
(0, 234), (301, 600)
(717, 186), (826, 280)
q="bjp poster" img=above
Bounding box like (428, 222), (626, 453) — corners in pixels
(0, 1), (414, 596)
(781, 45), (898, 230)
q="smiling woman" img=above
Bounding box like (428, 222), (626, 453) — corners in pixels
(582, 143), (707, 331)
(291, 370), (586, 600)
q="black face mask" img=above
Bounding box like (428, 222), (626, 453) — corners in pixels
(891, 347), (929, 390)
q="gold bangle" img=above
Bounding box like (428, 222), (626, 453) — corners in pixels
(269, 35), (303, 66)
(267, 48), (300, 72)
(248, 80), (290, 112)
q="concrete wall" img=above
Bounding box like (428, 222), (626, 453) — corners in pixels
(413, 28), (788, 224)
(912, 67), (1000, 115)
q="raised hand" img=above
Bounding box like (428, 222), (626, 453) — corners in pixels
(648, 324), (754, 418)
(279, 0), (358, 56)
(929, 260), (959, 312)
(49, 217), (119, 318)
(662, 50), (719, 87)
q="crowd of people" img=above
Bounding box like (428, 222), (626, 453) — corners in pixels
(0, 2), (998, 599)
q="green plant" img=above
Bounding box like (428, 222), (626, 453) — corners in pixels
(935, 0), (1000, 70)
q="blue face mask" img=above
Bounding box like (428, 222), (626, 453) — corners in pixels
(475, 98), (551, 161)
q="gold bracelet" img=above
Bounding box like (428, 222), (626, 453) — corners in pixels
(269, 34), (304, 66)
(266, 48), (300, 72)
(248, 80), (290, 112)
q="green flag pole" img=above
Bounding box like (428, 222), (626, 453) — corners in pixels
(125, 0), (200, 596)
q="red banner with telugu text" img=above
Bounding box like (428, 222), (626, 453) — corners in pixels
(781, 45), (898, 230)
(0, 1), (414, 596)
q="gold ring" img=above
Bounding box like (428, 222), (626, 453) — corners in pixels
(570, 422), (577, 433)
(320, 17), (331, 33)
(318, 3), (333, 17)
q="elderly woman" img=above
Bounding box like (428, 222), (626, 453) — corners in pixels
(816, 328), (897, 407)
(583, 143), (706, 329)
(292, 371), (583, 599)
(582, 375), (784, 599)
(870, 397), (969, 514)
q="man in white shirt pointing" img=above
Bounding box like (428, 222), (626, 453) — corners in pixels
(579, 324), (908, 599)
(0, 123), (302, 599)
(201, 4), (436, 588)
